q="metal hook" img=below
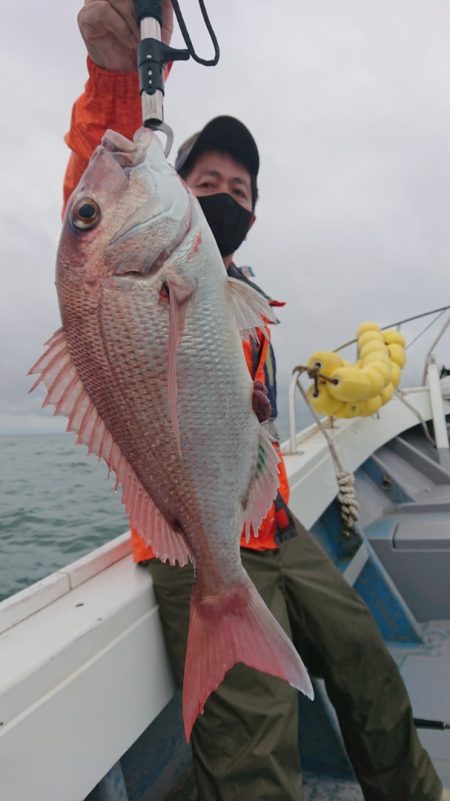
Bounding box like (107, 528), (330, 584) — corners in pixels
(157, 121), (174, 158)
(144, 120), (174, 158)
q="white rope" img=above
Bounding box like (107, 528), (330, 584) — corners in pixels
(295, 375), (360, 535)
(394, 389), (436, 447)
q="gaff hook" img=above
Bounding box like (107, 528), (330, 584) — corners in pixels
(134, 0), (220, 157)
(134, 2), (189, 156)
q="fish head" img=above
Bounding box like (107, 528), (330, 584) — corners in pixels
(58, 128), (193, 294)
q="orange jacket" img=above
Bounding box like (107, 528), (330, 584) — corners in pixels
(63, 58), (290, 560)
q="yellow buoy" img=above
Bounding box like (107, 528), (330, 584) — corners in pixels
(383, 329), (406, 348)
(362, 395), (384, 415)
(362, 366), (387, 394)
(327, 366), (373, 402)
(306, 384), (344, 416)
(390, 362), (401, 388)
(380, 383), (395, 403)
(359, 340), (389, 361)
(307, 351), (344, 375)
(356, 321), (381, 337)
(339, 400), (366, 418)
(358, 330), (384, 348)
(387, 344), (406, 369)
(366, 359), (392, 384)
(361, 348), (391, 365)
(361, 350), (392, 373)
(305, 319), (406, 420)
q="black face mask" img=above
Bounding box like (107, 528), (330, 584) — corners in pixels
(197, 193), (253, 258)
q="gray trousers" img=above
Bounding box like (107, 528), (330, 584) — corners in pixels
(148, 517), (441, 801)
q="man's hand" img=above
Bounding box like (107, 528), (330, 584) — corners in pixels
(252, 380), (272, 423)
(78, 0), (173, 72)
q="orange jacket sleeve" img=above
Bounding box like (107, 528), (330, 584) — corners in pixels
(63, 57), (142, 209)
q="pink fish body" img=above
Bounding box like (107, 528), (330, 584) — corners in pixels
(30, 129), (313, 739)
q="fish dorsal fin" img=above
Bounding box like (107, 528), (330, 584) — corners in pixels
(242, 426), (280, 541)
(28, 329), (191, 566)
(226, 276), (277, 340)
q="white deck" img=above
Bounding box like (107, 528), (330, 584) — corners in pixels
(1, 386), (449, 801)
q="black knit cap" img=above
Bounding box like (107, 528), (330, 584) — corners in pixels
(175, 115), (259, 191)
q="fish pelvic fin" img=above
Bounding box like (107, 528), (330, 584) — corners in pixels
(28, 329), (191, 566)
(242, 425), (280, 542)
(226, 276), (278, 341)
(182, 574), (314, 742)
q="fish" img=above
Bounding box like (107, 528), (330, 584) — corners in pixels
(29, 128), (313, 740)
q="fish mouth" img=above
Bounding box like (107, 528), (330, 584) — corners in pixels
(110, 250), (170, 279)
(68, 129), (154, 216)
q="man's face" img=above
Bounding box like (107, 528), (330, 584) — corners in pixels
(185, 150), (254, 213)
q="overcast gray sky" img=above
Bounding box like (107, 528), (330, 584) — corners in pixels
(1, 1), (450, 437)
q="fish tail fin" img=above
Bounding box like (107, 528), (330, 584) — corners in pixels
(182, 575), (314, 741)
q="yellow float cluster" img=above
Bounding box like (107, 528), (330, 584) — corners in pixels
(306, 322), (406, 418)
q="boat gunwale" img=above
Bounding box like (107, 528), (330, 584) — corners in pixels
(0, 531), (132, 636)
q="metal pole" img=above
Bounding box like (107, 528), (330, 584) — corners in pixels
(288, 373), (298, 454)
(426, 360), (450, 468)
(421, 314), (450, 385)
(139, 17), (164, 127)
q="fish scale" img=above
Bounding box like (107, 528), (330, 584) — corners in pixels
(101, 281), (202, 533)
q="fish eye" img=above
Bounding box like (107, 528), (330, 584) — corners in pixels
(72, 198), (101, 230)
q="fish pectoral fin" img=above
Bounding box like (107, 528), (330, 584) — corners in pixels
(182, 575), (314, 742)
(242, 426), (280, 542)
(165, 275), (195, 456)
(226, 276), (278, 341)
(28, 328), (191, 567)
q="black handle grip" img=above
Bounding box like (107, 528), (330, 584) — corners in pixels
(134, 0), (163, 25)
(413, 717), (450, 730)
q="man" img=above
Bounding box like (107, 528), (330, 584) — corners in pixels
(65, 3), (446, 800)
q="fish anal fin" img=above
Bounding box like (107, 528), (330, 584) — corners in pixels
(29, 329), (191, 566)
(182, 575), (314, 741)
(226, 276), (277, 341)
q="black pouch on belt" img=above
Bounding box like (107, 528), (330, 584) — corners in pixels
(274, 493), (298, 545)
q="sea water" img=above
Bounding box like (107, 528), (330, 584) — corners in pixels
(0, 408), (297, 603)
(0, 434), (128, 602)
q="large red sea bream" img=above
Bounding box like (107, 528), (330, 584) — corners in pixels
(29, 128), (313, 739)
